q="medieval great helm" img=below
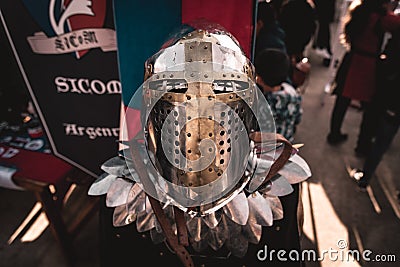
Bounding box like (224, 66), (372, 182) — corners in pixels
(89, 21), (311, 263)
(122, 22), (280, 215)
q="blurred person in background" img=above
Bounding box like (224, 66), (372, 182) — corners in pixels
(278, 0), (317, 63)
(255, 48), (303, 143)
(254, 48), (304, 267)
(313, 0), (337, 66)
(278, 0), (316, 89)
(326, 0), (400, 146)
(350, 10), (400, 191)
(255, 0), (287, 57)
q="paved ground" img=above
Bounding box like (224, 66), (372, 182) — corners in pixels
(1, 25), (399, 267)
(296, 43), (400, 267)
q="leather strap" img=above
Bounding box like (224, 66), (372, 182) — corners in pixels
(174, 206), (189, 246)
(249, 132), (293, 186)
(128, 140), (194, 267)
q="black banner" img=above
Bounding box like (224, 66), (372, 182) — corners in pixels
(0, 0), (121, 177)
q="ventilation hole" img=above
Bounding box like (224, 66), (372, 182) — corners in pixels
(175, 141), (180, 146)
(220, 150), (225, 155)
(220, 121), (225, 126)
(228, 110), (232, 115)
(208, 168), (213, 172)
(227, 147), (231, 152)
(188, 168), (193, 172)
(174, 121), (179, 126)
(221, 112), (226, 117)
(187, 116), (191, 120)
(173, 111), (178, 117)
(217, 172), (222, 176)
(187, 133), (191, 137)
(220, 131), (225, 136)
(208, 116), (213, 120)
(228, 129), (232, 134)
(186, 95), (191, 100)
(175, 149), (179, 154)
(175, 131), (179, 136)
(228, 120), (232, 125)
(187, 149), (192, 153)
(208, 132), (213, 137)
(174, 159), (179, 164)
(208, 147), (213, 152)
(227, 138), (231, 143)
(220, 159), (224, 164)
(219, 140), (224, 146)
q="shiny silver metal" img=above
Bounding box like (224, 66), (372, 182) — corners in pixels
(141, 26), (258, 215)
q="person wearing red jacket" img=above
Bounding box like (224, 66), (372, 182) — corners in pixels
(327, 0), (400, 146)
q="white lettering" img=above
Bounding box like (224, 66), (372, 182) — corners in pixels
(86, 127), (96, 139)
(362, 250), (372, 261)
(54, 76), (121, 95)
(107, 80), (122, 94)
(78, 127), (85, 136)
(64, 123), (79, 135)
(55, 76), (69, 92)
(277, 250), (287, 261)
(63, 123), (119, 140)
(69, 78), (81, 94)
(78, 79), (92, 94)
(91, 79), (106, 94)
(288, 250), (300, 261)
(257, 245), (268, 261)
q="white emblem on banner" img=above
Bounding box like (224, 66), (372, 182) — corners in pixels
(27, 0), (117, 55)
(27, 28), (117, 54)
